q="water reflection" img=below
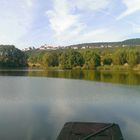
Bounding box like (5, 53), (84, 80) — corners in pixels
(0, 77), (140, 140)
(0, 69), (140, 85)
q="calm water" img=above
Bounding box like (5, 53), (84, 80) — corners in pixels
(0, 69), (140, 85)
(0, 69), (140, 140)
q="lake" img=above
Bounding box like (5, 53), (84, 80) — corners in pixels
(0, 69), (140, 140)
(0, 69), (140, 85)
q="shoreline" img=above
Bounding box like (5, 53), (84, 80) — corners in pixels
(0, 65), (140, 72)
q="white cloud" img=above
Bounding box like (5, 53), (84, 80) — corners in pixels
(46, 0), (86, 45)
(26, 0), (33, 7)
(1, 0), (137, 48)
(46, 0), (111, 35)
(132, 24), (140, 33)
(74, 0), (111, 11)
(47, 11), (78, 33)
(45, 0), (131, 46)
(68, 28), (128, 44)
(117, 0), (140, 19)
(53, 23), (86, 45)
(51, 26), (129, 46)
(46, 0), (80, 34)
(79, 29), (108, 41)
(46, 0), (112, 45)
(0, 0), (33, 46)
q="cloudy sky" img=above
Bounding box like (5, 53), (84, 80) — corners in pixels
(0, 0), (140, 49)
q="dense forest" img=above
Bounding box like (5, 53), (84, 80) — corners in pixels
(0, 45), (27, 67)
(0, 39), (140, 70)
(26, 46), (140, 70)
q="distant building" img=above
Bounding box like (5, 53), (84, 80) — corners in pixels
(81, 46), (86, 49)
(22, 47), (35, 51)
(38, 44), (60, 50)
(73, 47), (78, 49)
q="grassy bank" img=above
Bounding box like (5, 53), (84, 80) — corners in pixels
(27, 62), (140, 72)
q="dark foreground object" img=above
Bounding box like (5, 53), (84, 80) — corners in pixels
(57, 122), (123, 140)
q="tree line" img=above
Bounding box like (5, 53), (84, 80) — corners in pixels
(27, 46), (140, 70)
(0, 45), (139, 69)
(0, 45), (27, 67)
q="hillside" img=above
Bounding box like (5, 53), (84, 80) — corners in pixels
(122, 38), (140, 45)
(0, 45), (27, 67)
(67, 38), (140, 49)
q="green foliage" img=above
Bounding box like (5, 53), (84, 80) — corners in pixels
(42, 52), (59, 68)
(122, 38), (140, 45)
(82, 50), (100, 69)
(59, 50), (84, 69)
(126, 49), (140, 66)
(103, 57), (112, 65)
(112, 49), (127, 65)
(26, 46), (140, 70)
(1, 40), (140, 70)
(0, 45), (27, 67)
(59, 51), (70, 69)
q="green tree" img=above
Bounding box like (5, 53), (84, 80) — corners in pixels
(112, 49), (127, 65)
(42, 53), (50, 68)
(82, 50), (100, 69)
(59, 50), (84, 69)
(0, 45), (27, 67)
(126, 49), (140, 66)
(42, 52), (59, 68)
(103, 57), (112, 65)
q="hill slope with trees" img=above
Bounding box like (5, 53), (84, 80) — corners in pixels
(67, 38), (140, 48)
(0, 38), (140, 70)
(0, 45), (27, 68)
(26, 46), (140, 71)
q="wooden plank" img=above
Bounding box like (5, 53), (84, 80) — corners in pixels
(57, 122), (123, 140)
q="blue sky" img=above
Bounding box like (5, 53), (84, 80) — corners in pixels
(0, 0), (140, 49)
